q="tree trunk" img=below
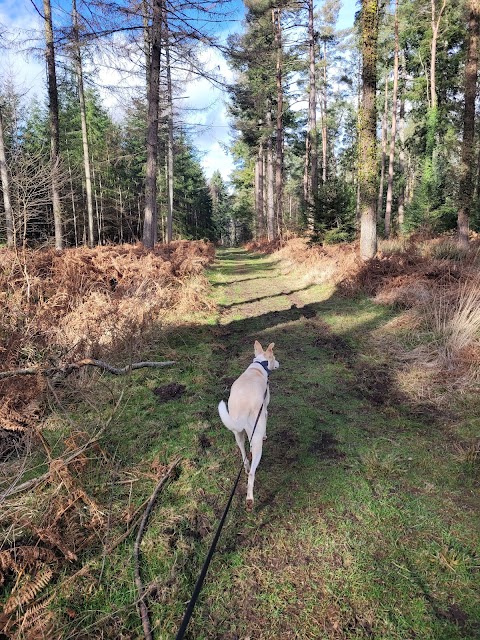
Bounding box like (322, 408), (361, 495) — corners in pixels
(321, 39), (328, 184)
(397, 71), (406, 231)
(72, 0), (94, 247)
(0, 105), (15, 248)
(143, 0), (162, 249)
(384, 0), (399, 238)
(430, 0), (446, 111)
(304, 0), (318, 231)
(266, 104), (275, 241)
(377, 70), (388, 221)
(65, 147), (78, 247)
(358, 0), (379, 261)
(273, 8), (283, 237)
(425, 0), (446, 195)
(458, 0), (480, 249)
(164, 6), (174, 244)
(255, 144), (264, 238)
(43, 0), (63, 250)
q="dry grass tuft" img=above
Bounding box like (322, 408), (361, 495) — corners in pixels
(420, 283), (480, 369)
(271, 234), (480, 404)
(275, 237), (360, 286)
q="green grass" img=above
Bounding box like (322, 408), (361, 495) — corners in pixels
(39, 248), (480, 638)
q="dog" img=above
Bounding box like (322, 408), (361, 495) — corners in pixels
(218, 340), (279, 508)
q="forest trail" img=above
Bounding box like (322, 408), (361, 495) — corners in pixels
(175, 248), (480, 640)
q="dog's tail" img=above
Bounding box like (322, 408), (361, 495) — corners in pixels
(218, 400), (242, 432)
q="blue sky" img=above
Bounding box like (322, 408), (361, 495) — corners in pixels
(0, 0), (357, 181)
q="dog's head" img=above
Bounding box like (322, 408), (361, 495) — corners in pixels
(254, 340), (279, 371)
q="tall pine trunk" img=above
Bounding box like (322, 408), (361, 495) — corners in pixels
(377, 71), (389, 221)
(358, 0), (379, 261)
(255, 144), (265, 238)
(458, 0), (480, 248)
(384, 0), (399, 238)
(164, 6), (174, 244)
(321, 39), (328, 183)
(424, 0), (446, 207)
(397, 75), (406, 230)
(143, 0), (162, 249)
(266, 103), (275, 241)
(304, 0), (318, 232)
(273, 8), (283, 237)
(43, 0), (63, 250)
(72, 0), (94, 247)
(0, 105), (14, 248)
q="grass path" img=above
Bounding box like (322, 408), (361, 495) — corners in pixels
(157, 248), (478, 640)
(77, 249), (479, 639)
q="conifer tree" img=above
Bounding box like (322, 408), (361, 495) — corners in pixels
(358, 0), (379, 260)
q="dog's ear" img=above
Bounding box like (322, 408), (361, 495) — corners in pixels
(266, 342), (275, 353)
(254, 340), (263, 355)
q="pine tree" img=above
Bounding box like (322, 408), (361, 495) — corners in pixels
(358, 0), (379, 260)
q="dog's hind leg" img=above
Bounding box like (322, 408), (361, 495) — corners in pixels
(234, 430), (250, 473)
(246, 437), (263, 509)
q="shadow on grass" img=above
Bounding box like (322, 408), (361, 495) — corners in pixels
(217, 283), (317, 309)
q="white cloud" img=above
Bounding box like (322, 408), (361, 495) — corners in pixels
(0, 0), (44, 100)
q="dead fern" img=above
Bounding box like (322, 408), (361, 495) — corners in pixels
(0, 545), (58, 636)
(3, 565), (54, 615)
(16, 595), (55, 636)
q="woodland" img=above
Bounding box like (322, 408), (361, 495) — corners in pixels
(0, 0), (479, 250)
(0, 0), (480, 639)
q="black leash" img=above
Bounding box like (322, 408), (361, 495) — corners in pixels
(174, 384), (268, 640)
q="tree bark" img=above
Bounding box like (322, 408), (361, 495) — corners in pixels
(143, 0), (163, 249)
(273, 8), (283, 237)
(304, 0), (318, 232)
(377, 70), (388, 221)
(358, 0), (379, 260)
(164, 6), (174, 244)
(266, 103), (275, 240)
(397, 64), (406, 231)
(430, 0), (446, 111)
(321, 39), (328, 184)
(0, 104), (15, 248)
(255, 144), (264, 238)
(458, 0), (480, 249)
(384, 0), (399, 238)
(72, 0), (94, 247)
(43, 0), (63, 250)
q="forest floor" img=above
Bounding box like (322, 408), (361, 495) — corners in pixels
(4, 246), (479, 639)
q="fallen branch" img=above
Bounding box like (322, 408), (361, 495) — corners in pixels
(0, 359), (176, 380)
(134, 456), (182, 640)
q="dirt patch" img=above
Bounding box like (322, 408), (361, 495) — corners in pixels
(153, 383), (186, 403)
(313, 334), (354, 361)
(309, 430), (345, 459)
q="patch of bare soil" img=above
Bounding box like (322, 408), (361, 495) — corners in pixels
(308, 430), (345, 459)
(153, 382), (187, 403)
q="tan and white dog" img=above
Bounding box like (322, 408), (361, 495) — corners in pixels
(218, 340), (279, 508)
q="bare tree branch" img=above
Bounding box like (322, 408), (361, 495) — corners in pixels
(0, 359), (176, 380)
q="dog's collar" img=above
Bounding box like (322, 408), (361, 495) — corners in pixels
(253, 358), (270, 376)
